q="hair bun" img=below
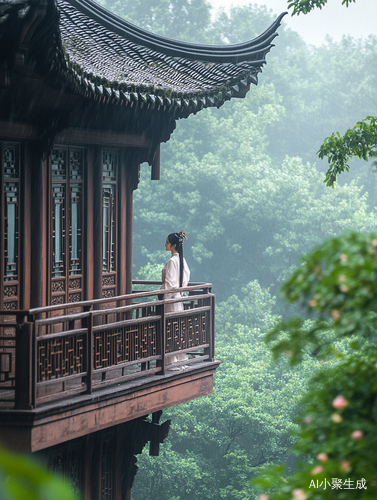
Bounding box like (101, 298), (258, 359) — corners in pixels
(177, 231), (188, 244)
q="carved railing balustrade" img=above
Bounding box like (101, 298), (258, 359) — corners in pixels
(0, 282), (215, 409)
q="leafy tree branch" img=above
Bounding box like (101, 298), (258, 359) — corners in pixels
(319, 116), (377, 187)
(288, 0), (356, 16)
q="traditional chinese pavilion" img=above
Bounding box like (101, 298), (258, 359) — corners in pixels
(0, 0), (284, 498)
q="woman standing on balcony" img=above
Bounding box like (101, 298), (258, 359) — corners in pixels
(161, 231), (190, 313)
(161, 231), (190, 368)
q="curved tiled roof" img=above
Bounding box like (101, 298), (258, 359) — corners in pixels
(57, 0), (286, 112)
(1, 0), (286, 116)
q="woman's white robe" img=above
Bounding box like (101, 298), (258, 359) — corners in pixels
(160, 253), (190, 313)
(161, 253), (190, 365)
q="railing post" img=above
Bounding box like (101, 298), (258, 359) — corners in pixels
(15, 319), (34, 409)
(156, 301), (166, 375)
(162, 301), (166, 375)
(85, 307), (93, 394)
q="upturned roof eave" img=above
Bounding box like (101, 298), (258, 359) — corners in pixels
(68, 0), (287, 64)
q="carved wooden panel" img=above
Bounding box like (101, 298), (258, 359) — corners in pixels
(0, 323), (16, 407)
(37, 335), (86, 382)
(165, 311), (208, 354)
(3, 285), (17, 297)
(94, 321), (159, 369)
(3, 301), (17, 310)
(102, 275), (115, 286)
(52, 280), (65, 292)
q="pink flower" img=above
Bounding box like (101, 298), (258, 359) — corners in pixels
(311, 465), (323, 475)
(292, 490), (306, 500)
(303, 416), (312, 424)
(351, 430), (363, 440)
(258, 495), (268, 500)
(340, 460), (351, 472)
(332, 395), (348, 410)
(317, 453), (328, 462)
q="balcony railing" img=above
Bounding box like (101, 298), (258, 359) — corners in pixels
(0, 282), (215, 410)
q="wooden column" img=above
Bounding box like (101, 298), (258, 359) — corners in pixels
(125, 159), (139, 296)
(92, 146), (103, 300)
(118, 148), (127, 297)
(125, 185), (133, 297)
(85, 147), (95, 300)
(28, 142), (47, 309)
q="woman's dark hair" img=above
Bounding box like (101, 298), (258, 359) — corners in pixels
(167, 231), (187, 288)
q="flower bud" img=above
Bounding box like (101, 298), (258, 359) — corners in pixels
(332, 395), (348, 409)
(351, 430), (363, 440)
(311, 465), (323, 475)
(331, 413), (342, 423)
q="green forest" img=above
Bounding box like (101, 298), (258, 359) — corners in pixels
(96, 0), (376, 499)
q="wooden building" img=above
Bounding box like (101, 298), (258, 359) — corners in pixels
(0, 0), (284, 498)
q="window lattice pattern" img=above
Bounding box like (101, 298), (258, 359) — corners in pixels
(3, 146), (18, 178)
(51, 453), (64, 474)
(52, 183), (65, 278)
(52, 149), (66, 180)
(70, 183), (82, 275)
(165, 312), (208, 354)
(101, 438), (113, 500)
(67, 448), (82, 495)
(102, 187), (115, 272)
(70, 150), (82, 180)
(51, 147), (84, 293)
(4, 182), (18, 281)
(94, 322), (159, 369)
(103, 151), (117, 183)
(37, 335), (85, 382)
(102, 150), (117, 274)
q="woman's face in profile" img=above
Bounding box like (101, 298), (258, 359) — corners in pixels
(165, 238), (176, 252)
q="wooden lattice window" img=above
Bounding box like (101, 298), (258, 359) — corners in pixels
(2, 142), (20, 311)
(49, 442), (82, 496)
(51, 147), (85, 305)
(102, 149), (117, 298)
(101, 436), (114, 500)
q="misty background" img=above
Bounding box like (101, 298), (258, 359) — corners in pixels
(95, 0), (377, 498)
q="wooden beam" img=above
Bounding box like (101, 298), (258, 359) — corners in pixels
(0, 121), (39, 140)
(55, 128), (150, 148)
(0, 364), (219, 452)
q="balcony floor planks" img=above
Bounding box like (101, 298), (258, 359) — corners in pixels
(0, 361), (220, 452)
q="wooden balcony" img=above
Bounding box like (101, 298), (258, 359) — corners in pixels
(0, 282), (218, 452)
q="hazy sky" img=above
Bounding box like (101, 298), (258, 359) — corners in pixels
(209, 0), (377, 45)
